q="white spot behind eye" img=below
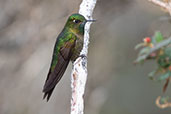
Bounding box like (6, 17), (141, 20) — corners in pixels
(73, 19), (76, 23)
(73, 19), (80, 23)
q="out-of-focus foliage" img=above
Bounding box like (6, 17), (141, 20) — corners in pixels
(135, 31), (171, 107)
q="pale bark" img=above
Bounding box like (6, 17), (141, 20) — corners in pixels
(70, 0), (96, 114)
(148, 0), (171, 15)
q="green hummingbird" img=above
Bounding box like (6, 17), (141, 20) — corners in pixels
(43, 13), (95, 101)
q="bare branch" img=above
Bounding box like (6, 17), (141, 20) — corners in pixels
(148, 0), (171, 15)
(70, 0), (96, 114)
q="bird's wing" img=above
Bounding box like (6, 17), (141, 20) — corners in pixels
(43, 39), (75, 101)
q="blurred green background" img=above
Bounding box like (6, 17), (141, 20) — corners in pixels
(0, 0), (171, 114)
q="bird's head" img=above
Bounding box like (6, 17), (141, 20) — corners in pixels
(65, 13), (95, 35)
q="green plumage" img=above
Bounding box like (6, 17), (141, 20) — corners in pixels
(51, 31), (76, 71)
(43, 13), (92, 101)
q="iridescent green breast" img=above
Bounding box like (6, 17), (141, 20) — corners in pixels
(70, 35), (84, 61)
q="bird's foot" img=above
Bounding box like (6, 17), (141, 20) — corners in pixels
(73, 54), (87, 65)
(79, 54), (87, 59)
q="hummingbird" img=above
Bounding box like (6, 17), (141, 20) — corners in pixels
(43, 13), (95, 101)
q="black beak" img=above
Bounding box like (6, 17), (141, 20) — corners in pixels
(86, 19), (96, 22)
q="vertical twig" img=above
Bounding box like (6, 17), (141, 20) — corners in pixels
(70, 0), (96, 114)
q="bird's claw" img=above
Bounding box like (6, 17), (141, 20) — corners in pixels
(80, 54), (87, 59)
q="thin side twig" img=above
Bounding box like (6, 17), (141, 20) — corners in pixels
(156, 96), (171, 108)
(148, 0), (171, 15)
(70, 0), (96, 114)
(134, 37), (171, 63)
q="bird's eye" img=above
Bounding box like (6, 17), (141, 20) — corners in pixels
(73, 19), (80, 23)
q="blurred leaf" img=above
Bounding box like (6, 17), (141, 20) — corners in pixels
(158, 71), (171, 81)
(134, 57), (145, 64)
(165, 47), (171, 57)
(157, 55), (169, 68)
(135, 43), (144, 50)
(160, 96), (170, 104)
(135, 47), (150, 63)
(138, 47), (150, 56)
(154, 31), (164, 43)
(157, 47), (171, 68)
(148, 70), (157, 80)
